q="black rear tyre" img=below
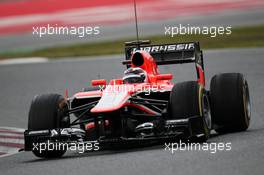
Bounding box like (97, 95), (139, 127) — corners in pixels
(210, 73), (251, 133)
(170, 81), (211, 142)
(28, 94), (69, 158)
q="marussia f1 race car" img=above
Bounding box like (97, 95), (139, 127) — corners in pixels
(24, 40), (251, 158)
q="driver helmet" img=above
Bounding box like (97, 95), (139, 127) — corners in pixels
(123, 67), (147, 84)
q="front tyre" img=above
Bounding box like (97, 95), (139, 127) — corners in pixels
(169, 81), (212, 142)
(210, 73), (251, 133)
(28, 94), (69, 158)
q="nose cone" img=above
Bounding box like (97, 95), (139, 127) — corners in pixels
(90, 85), (130, 113)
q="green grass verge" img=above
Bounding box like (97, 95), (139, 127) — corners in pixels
(0, 25), (263, 59)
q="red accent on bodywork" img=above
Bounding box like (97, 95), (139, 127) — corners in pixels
(85, 120), (109, 130)
(73, 50), (204, 115)
(109, 79), (123, 85)
(131, 51), (159, 83)
(130, 51), (175, 85)
(91, 79), (107, 86)
(74, 90), (102, 98)
(197, 65), (205, 86)
(156, 74), (173, 81)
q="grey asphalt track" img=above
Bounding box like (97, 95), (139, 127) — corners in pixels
(0, 47), (264, 175)
(0, 8), (264, 53)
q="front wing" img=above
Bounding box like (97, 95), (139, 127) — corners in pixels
(24, 116), (205, 151)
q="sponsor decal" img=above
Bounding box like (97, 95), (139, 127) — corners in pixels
(131, 43), (195, 53)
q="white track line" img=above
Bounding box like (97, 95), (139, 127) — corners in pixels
(0, 126), (25, 132)
(0, 57), (48, 66)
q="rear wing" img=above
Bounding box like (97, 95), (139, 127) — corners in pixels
(124, 42), (204, 69)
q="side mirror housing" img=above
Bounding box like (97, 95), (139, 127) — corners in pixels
(156, 74), (173, 81)
(91, 79), (107, 86)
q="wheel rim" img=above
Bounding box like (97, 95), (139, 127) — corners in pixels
(203, 94), (212, 130)
(243, 80), (251, 125)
